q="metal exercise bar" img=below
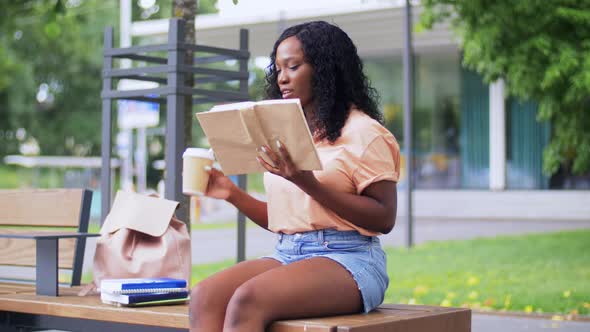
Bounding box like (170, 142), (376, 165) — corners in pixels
(105, 43), (248, 61)
(113, 53), (167, 64)
(104, 65), (247, 80)
(71, 189), (93, 287)
(100, 19), (251, 260)
(180, 66), (249, 80)
(236, 28), (249, 263)
(164, 18), (185, 216)
(182, 43), (250, 59)
(100, 26), (114, 221)
(180, 87), (248, 100)
(103, 44), (170, 56)
(195, 54), (235, 65)
(403, 0), (414, 248)
(115, 75), (168, 84)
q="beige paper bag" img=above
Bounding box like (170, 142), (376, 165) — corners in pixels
(195, 99), (323, 175)
(81, 191), (191, 295)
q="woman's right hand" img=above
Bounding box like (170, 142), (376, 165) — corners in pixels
(204, 167), (236, 200)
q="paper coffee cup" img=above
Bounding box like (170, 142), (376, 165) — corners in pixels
(182, 148), (215, 196)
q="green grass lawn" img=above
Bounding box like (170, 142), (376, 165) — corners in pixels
(0, 164), (67, 188)
(384, 230), (590, 316)
(190, 230), (590, 316)
(0, 165), (22, 188)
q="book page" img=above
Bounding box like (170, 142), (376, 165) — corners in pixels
(209, 101), (255, 112)
(196, 99), (322, 175)
(253, 100), (321, 172)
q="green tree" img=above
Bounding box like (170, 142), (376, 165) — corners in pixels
(420, 0), (590, 175)
(0, 0), (118, 157)
(0, 0), (219, 158)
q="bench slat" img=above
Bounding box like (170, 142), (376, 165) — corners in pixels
(0, 283), (36, 295)
(270, 304), (470, 332)
(0, 286), (188, 329)
(0, 189), (84, 227)
(0, 286), (471, 331)
(0, 231), (76, 269)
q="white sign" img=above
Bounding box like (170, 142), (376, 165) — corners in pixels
(117, 99), (159, 129)
(117, 79), (160, 129)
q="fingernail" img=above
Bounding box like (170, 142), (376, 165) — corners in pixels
(276, 140), (282, 148)
(261, 146), (268, 153)
(204, 165), (212, 171)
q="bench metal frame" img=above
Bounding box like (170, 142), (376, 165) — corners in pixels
(0, 312), (185, 332)
(0, 189), (97, 296)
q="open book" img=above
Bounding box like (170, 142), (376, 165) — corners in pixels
(195, 99), (323, 175)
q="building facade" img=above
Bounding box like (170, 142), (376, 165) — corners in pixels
(129, 2), (589, 220)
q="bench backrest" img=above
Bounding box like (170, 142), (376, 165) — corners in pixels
(0, 189), (92, 286)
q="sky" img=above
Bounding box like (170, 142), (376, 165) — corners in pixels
(216, 0), (406, 17)
(215, 0), (408, 68)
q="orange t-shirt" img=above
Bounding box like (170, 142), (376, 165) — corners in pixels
(264, 108), (401, 236)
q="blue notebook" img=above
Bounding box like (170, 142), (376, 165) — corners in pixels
(101, 290), (189, 305)
(100, 278), (187, 294)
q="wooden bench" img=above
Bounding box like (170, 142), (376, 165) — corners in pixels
(0, 189), (99, 296)
(0, 189), (470, 331)
(0, 285), (470, 331)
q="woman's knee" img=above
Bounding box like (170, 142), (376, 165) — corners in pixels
(224, 282), (268, 327)
(190, 280), (224, 315)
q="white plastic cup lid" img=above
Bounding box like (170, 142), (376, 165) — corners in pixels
(183, 148), (215, 160)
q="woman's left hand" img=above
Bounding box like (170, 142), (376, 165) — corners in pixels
(256, 139), (318, 191)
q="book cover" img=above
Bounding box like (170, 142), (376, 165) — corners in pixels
(124, 297), (189, 307)
(101, 297), (189, 307)
(101, 287), (188, 295)
(196, 98), (323, 175)
(101, 290), (189, 305)
(100, 277), (187, 292)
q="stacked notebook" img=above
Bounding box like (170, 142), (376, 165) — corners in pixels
(99, 277), (189, 307)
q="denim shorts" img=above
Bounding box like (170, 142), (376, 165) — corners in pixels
(263, 229), (389, 313)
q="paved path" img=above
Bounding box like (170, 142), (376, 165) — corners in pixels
(473, 314), (590, 332)
(189, 219), (590, 264)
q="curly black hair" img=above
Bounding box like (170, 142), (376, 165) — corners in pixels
(265, 21), (382, 143)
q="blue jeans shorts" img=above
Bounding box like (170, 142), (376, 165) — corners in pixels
(263, 229), (389, 313)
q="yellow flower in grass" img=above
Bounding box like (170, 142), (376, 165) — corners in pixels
(440, 299), (452, 307)
(583, 302), (590, 309)
(467, 276), (480, 286)
(483, 298), (495, 307)
(503, 295), (512, 309)
(524, 305), (534, 313)
(468, 291), (479, 300)
(413, 285), (429, 297)
(408, 298), (417, 305)
(446, 292), (456, 299)
(563, 290), (571, 298)
(470, 302), (482, 309)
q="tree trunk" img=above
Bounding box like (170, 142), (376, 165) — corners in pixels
(172, 0), (196, 228)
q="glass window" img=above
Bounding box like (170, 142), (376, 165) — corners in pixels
(364, 51), (462, 189)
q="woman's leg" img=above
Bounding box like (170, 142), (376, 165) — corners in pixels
(223, 257), (362, 332)
(189, 258), (282, 332)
